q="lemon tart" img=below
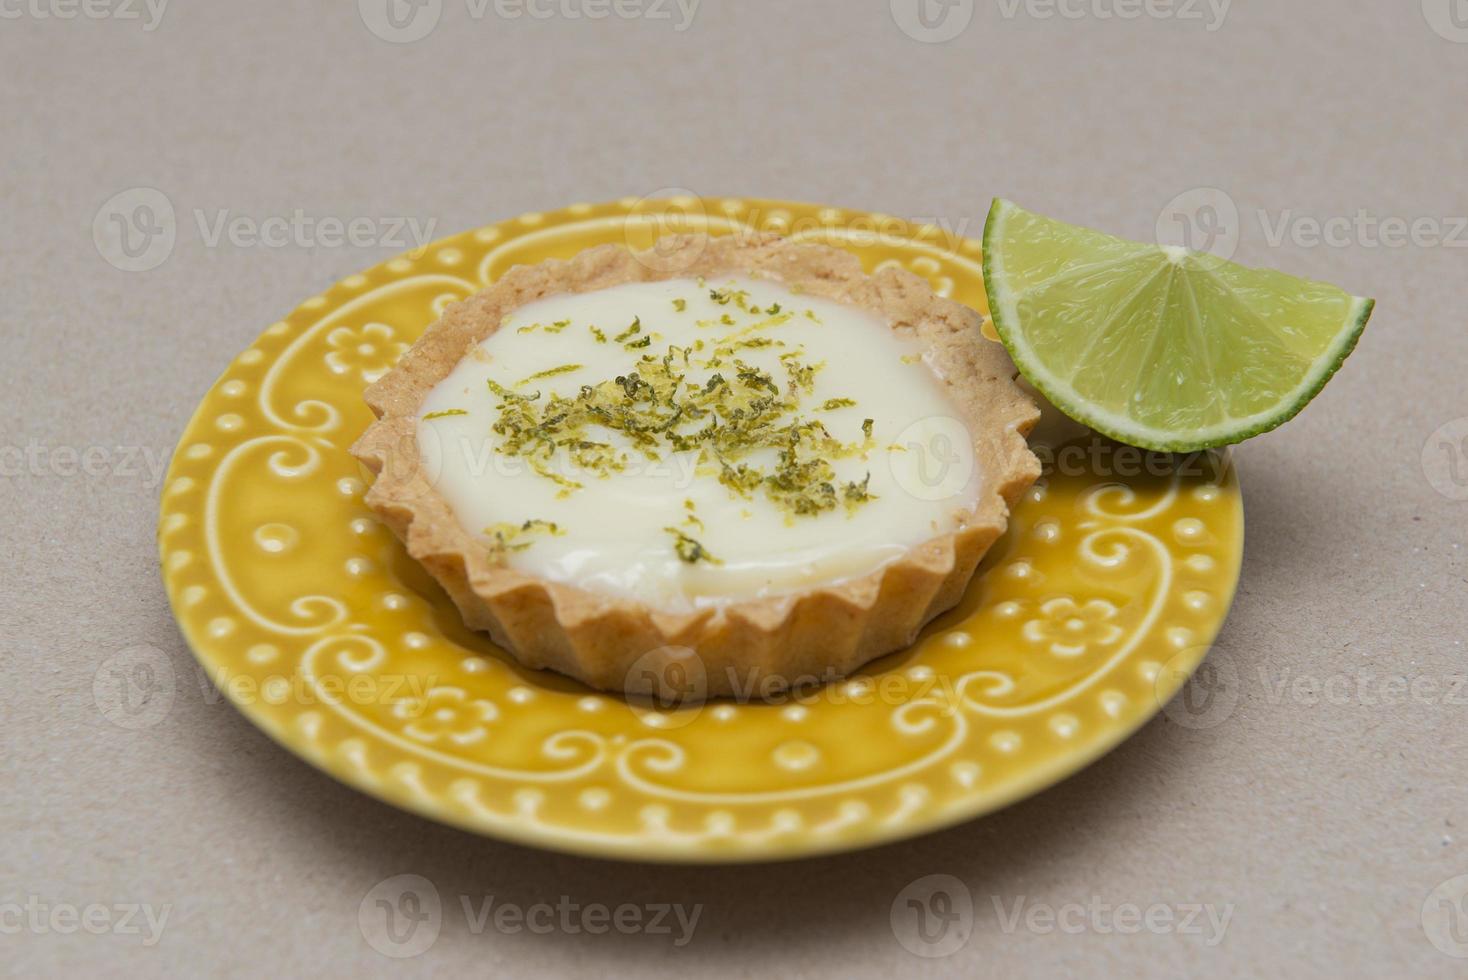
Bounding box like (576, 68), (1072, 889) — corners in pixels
(352, 233), (1039, 697)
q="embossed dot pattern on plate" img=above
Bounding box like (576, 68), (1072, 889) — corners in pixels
(158, 198), (1243, 862)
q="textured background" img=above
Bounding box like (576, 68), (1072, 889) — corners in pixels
(4, 1), (1467, 976)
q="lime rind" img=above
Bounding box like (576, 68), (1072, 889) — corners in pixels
(982, 198), (1374, 453)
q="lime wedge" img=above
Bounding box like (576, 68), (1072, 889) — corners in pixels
(982, 199), (1374, 451)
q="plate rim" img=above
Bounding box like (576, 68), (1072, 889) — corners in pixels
(159, 196), (1245, 864)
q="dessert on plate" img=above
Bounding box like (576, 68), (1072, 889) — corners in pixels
(352, 233), (1039, 697)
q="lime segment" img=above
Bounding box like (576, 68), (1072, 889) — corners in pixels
(982, 199), (1373, 451)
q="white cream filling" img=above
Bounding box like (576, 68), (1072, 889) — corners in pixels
(417, 276), (980, 610)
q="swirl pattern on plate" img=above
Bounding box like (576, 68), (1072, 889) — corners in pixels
(159, 197), (1243, 861)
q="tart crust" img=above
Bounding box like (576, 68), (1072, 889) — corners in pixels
(352, 233), (1040, 697)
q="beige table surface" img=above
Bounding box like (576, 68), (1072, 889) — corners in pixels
(4, 2), (1468, 976)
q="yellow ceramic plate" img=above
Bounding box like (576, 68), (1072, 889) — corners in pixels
(159, 197), (1243, 862)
